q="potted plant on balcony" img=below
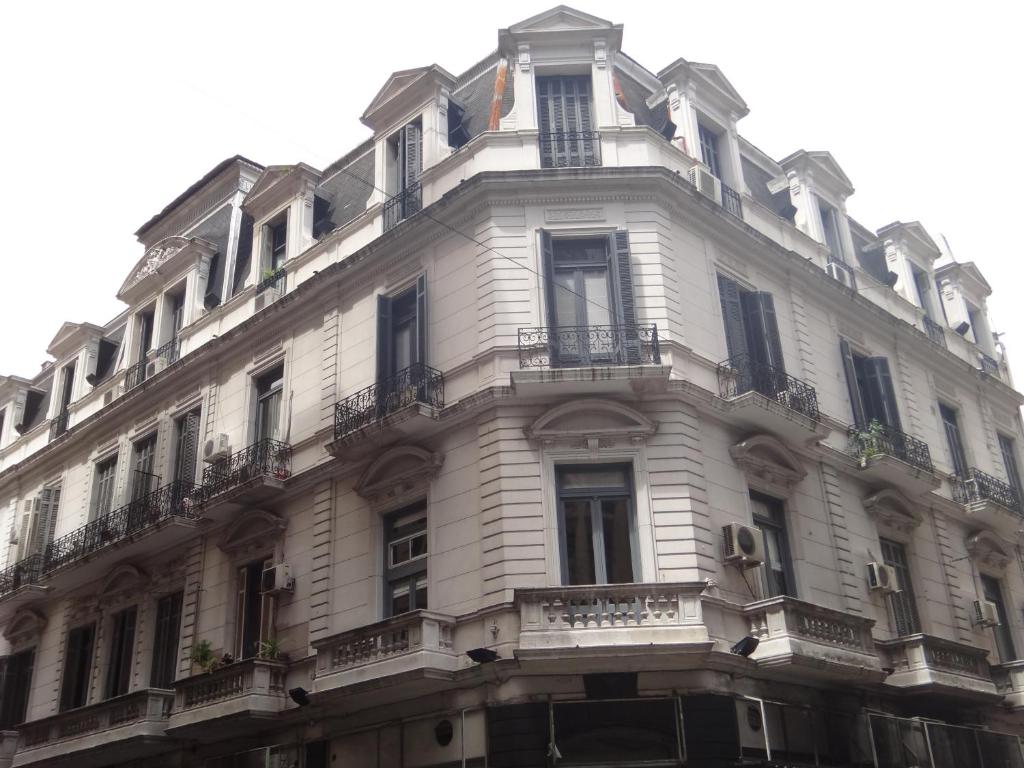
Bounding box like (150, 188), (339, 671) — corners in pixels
(853, 420), (886, 467)
(190, 639), (216, 675)
(258, 637), (287, 662)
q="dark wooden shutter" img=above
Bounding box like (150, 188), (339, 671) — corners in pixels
(106, 608), (136, 698)
(177, 411), (200, 486)
(863, 357), (901, 429)
(839, 340), (867, 427)
(231, 213), (255, 296)
(11, 651), (33, 726)
(34, 487), (61, 556)
(610, 231), (640, 364)
(999, 435), (1023, 496)
(415, 274), (427, 366)
(151, 591), (183, 689)
(540, 231), (557, 329)
(403, 123), (422, 189)
(60, 624), (95, 711)
(741, 292), (785, 373)
(717, 275), (749, 362)
(376, 294), (393, 383)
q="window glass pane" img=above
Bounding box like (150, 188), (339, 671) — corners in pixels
(554, 271), (577, 327)
(414, 576), (428, 609)
(564, 500), (595, 585)
(600, 498), (633, 583)
(560, 469), (627, 490)
(391, 582), (411, 615)
(582, 270), (611, 328)
(393, 323), (413, 372)
(553, 699), (679, 763)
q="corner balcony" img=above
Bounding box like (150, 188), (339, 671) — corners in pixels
(312, 611), (459, 706)
(953, 468), (1022, 529)
(512, 324), (668, 397)
(846, 422), (940, 496)
(124, 338), (179, 392)
(41, 481), (199, 587)
(166, 658), (288, 741)
(0, 555), (46, 610)
(383, 181), (422, 232)
(328, 363), (444, 461)
(193, 438), (291, 518)
(516, 583), (711, 672)
(539, 131), (601, 168)
(715, 355), (828, 444)
(876, 633), (999, 701)
(992, 660), (1024, 710)
(14, 689), (174, 768)
(923, 316), (947, 348)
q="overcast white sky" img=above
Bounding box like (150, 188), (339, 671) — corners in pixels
(1, 0), (1021, 387)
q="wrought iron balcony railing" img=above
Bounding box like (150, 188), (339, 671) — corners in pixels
(0, 553), (42, 599)
(383, 181), (422, 232)
(49, 409), (70, 441)
(978, 352), (1001, 376)
(539, 131), (602, 168)
(847, 421), (934, 474)
(721, 182), (743, 219)
(334, 363), (444, 440)
(125, 338), (180, 391)
(196, 438), (292, 504)
(43, 480), (198, 574)
(923, 316), (947, 348)
(517, 324), (660, 369)
(256, 267), (286, 296)
(953, 467), (1022, 515)
(716, 354), (820, 421)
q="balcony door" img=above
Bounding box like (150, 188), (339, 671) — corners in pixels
(376, 276), (427, 406)
(718, 274), (785, 395)
(255, 366), (284, 444)
(536, 76), (596, 168)
(839, 341), (901, 430)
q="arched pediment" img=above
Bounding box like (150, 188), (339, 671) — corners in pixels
(863, 488), (922, 533)
(100, 563), (148, 596)
(4, 608), (46, 645)
(117, 235), (217, 300)
(730, 434), (807, 491)
(967, 530), (1012, 572)
(356, 446), (444, 504)
(218, 510), (286, 555)
(524, 399), (657, 447)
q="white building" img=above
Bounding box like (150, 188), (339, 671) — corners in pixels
(0, 6), (1022, 768)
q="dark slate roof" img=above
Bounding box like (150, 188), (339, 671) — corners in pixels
(615, 68), (662, 131)
(851, 229), (888, 283)
(317, 147), (376, 236)
(322, 138), (375, 183)
(454, 62), (499, 140)
(741, 158), (794, 222)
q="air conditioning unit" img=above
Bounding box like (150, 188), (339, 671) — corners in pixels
(203, 434), (231, 463)
(826, 261), (856, 290)
(735, 699), (768, 753)
(723, 523), (765, 567)
(255, 287), (282, 313)
(102, 383), (125, 406)
(262, 563), (294, 594)
(688, 165), (721, 203)
(866, 562), (899, 593)
(146, 358), (169, 379)
(973, 599), (1000, 628)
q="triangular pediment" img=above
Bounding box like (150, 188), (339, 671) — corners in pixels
(525, 399), (656, 445)
(508, 5), (613, 34)
(691, 63), (748, 113)
(876, 220), (940, 258)
(362, 66), (456, 130)
(780, 150), (854, 196)
(245, 165), (295, 203)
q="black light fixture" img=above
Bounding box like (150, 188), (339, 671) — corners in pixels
(434, 719), (454, 746)
(466, 647), (500, 664)
(730, 636), (760, 657)
(955, 321), (971, 336)
(288, 687), (311, 707)
(884, 271), (900, 288)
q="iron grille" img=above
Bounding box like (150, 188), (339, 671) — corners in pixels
(720, 183), (743, 219)
(334, 363), (444, 440)
(539, 131), (602, 168)
(978, 353), (1000, 376)
(196, 438), (292, 503)
(383, 182), (422, 232)
(49, 409), (70, 441)
(0, 554), (42, 599)
(43, 480), (198, 574)
(923, 316), (947, 348)
(847, 421), (934, 474)
(716, 354), (820, 421)
(256, 267), (286, 296)
(517, 325), (660, 369)
(124, 338), (180, 391)
(953, 467), (1022, 515)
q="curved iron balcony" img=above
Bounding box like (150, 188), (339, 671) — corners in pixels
(334, 363), (444, 440)
(518, 324), (660, 369)
(0, 553), (43, 600)
(196, 438), (293, 504)
(953, 467), (1022, 515)
(383, 181), (422, 232)
(539, 131), (602, 168)
(48, 409), (70, 442)
(847, 421), (934, 474)
(256, 267), (286, 296)
(923, 316), (947, 348)
(716, 354), (820, 422)
(43, 480), (198, 574)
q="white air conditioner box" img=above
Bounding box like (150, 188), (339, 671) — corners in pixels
(203, 434), (231, 463)
(722, 523), (765, 567)
(688, 165), (721, 203)
(146, 357), (168, 379)
(826, 261), (856, 289)
(973, 599), (1000, 628)
(866, 562), (899, 593)
(262, 563), (294, 594)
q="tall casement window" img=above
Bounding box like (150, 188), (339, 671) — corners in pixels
(839, 340), (901, 429)
(263, 214), (288, 274)
(60, 623), (96, 711)
(384, 120), (422, 230)
(173, 409), (201, 485)
(980, 574), (1017, 663)
(0, 408), (6, 447)
(169, 289), (186, 348)
(105, 606), (137, 699)
(92, 454), (119, 517)
(880, 538), (921, 637)
(698, 123), (721, 178)
(717, 274), (785, 389)
(136, 308), (154, 363)
(254, 366), (284, 443)
(236, 558), (274, 660)
(150, 591), (183, 689)
(540, 231), (638, 366)
(377, 276), (427, 385)
(818, 200), (844, 261)
(750, 493), (795, 597)
(536, 76), (598, 168)
(130, 433), (158, 500)
(58, 361), (76, 413)
(17, 485), (61, 562)
(557, 465), (638, 586)
(998, 434), (1023, 500)
(385, 503), (428, 616)
(0, 649), (35, 727)
(938, 403), (969, 478)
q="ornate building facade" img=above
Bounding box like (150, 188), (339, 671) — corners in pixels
(0, 7), (1022, 768)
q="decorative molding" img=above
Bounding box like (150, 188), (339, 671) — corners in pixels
(966, 530), (1012, 572)
(98, 563), (149, 605)
(594, 40), (607, 69)
(356, 446), (444, 505)
(3, 608), (47, 645)
(524, 399), (657, 448)
(218, 510), (287, 555)
(123, 237), (190, 291)
(544, 207), (605, 223)
(518, 44), (531, 72)
(863, 488), (923, 534)
(729, 434), (807, 492)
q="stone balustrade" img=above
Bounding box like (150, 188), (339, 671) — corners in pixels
(876, 633), (997, 698)
(173, 658), (287, 713)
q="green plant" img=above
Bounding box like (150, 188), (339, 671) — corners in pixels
(190, 640), (216, 672)
(855, 420), (886, 465)
(261, 266), (278, 282)
(258, 637), (282, 660)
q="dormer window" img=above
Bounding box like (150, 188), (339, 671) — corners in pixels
(136, 308), (154, 363)
(266, 214), (287, 273)
(536, 76), (599, 168)
(384, 120), (423, 231)
(698, 123), (721, 178)
(818, 200), (844, 261)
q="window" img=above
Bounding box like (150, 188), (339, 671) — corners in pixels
(839, 341), (901, 429)
(385, 503), (428, 616)
(880, 538), (920, 636)
(536, 76), (598, 168)
(698, 123), (721, 178)
(92, 454), (119, 517)
(750, 493), (795, 597)
(169, 290), (186, 343)
(980, 574), (1016, 663)
(377, 276), (427, 383)
(911, 267), (935, 318)
(0, 408), (5, 447)
(105, 606), (137, 699)
(939, 403), (969, 478)
(999, 434), (1022, 499)
(265, 215), (288, 273)
(818, 200), (844, 261)
(130, 434), (158, 500)
(58, 361), (76, 413)
(60, 623), (96, 711)
(136, 309), (154, 363)
(717, 274), (786, 388)
(173, 409), (201, 484)
(0, 649), (34, 728)
(16, 485), (61, 561)
(255, 366), (283, 443)
(557, 465), (638, 585)
(235, 558), (273, 660)
(150, 591), (183, 689)
(384, 120), (423, 229)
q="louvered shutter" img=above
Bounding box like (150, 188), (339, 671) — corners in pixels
(376, 294), (394, 383)
(26, 499), (40, 558)
(177, 411), (200, 486)
(402, 122), (422, 189)
(33, 487), (60, 556)
(862, 357), (901, 429)
(717, 275), (749, 363)
(741, 292), (785, 371)
(839, 340), (867, 428)
(573, 77), (595, 166)
(231, 213), (255, 296)
(15, 501), (32, 561)
(609, 231), (640, 364)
